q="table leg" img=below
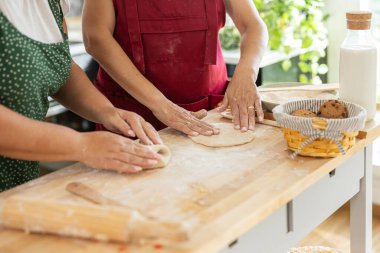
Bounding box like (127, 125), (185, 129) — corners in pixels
(350, 145), (373, 253)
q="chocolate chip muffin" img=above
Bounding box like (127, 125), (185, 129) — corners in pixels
(291, 109), (318, 118)
(318, 100), (348, 119)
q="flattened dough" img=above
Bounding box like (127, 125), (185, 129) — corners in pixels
(190, 123), (255, 147)
(146, 144), (171, 169)
(220, 109), (233, 120)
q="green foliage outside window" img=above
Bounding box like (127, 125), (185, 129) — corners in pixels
(219, 0), (329, 84)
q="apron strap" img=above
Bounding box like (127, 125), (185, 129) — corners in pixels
(204, 0), (218, 65)
(47, 0), (68, 40)
(124, 0), (146, 73)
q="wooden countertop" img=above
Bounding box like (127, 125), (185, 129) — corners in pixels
(1, 109), (380, 253)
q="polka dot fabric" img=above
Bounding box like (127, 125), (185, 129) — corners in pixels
(0, 0), (71, 191)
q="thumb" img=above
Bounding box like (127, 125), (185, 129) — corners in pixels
(217, 95), (229, 112)
(191, 109), (208, 119)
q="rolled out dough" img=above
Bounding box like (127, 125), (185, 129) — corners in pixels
(146, 144), (171, 169)
(190, 123), (255, 147)
(220, 109), (233, 120)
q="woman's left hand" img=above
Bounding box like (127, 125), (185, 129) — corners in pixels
(101, 108), (163, 145)
(218, 70), (264, 132)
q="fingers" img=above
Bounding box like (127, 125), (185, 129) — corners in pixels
(112, 110), (137, 137)
(248, 106), (256, 130)
(217, 96), (229, 112)
(231, 98), (241, 130)
(191, 109), (208, 119)
(239, 103), (249, 132)
(186, 114), (220, 136)
(171, 120), (215, 137)
(121, 110), (163, 145)
(172, 108), (219, 136)
(154, 101), (219, 136)
(191, 117), (220, 134)
(122, 141), (160, 159)
(105, 160), (143, 173)
(107, 116), (136, 138)
(255, 96), (264, 122)
(107, 140), (161, 172)
(81, 132), (162, 174)
(172, 122), (199, 136)
(117, 153), (159, 169)
(226, 87), (263, 131)
(127, 115), (153, 145)
(142, 122), (163, 144)
(187, 121), (214, 136)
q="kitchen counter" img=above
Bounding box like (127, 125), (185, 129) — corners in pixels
(0, 109), (379, 253)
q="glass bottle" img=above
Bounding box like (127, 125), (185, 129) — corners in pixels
(339, 11), (377, 120)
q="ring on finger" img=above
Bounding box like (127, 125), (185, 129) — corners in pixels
(248, 105), (255, 109)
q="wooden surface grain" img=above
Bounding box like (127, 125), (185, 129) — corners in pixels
(1, 109), (380, 253)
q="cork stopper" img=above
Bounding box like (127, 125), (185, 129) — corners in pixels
(346, 11), (372, 30)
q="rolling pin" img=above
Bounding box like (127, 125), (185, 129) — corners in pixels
(66, 182), (189, 242)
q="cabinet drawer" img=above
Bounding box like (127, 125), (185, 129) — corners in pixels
(220, 150), (364, 253)
(292, 150), (364, 238)
(220, 205), (292, 253)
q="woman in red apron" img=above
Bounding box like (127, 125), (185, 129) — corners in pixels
(83, 0), (268, 135)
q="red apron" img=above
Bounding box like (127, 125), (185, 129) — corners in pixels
(95, 0), (228, 130)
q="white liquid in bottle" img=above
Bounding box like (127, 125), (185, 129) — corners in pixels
(339, 46), (377, 120)
(339, 12), (377, 121)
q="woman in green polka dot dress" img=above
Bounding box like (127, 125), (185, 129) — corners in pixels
(0, 0), (163, 192)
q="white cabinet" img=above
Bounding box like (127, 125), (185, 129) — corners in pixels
(220, 150), (364, 253)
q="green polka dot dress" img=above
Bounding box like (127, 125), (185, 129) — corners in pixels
(0, 0), (71, 191)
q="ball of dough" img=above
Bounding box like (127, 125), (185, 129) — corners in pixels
(190, 123), (255, 147)
(318, 100), (348, 119)
(291, 109), (317, 118)
(145, 144), (171, 169)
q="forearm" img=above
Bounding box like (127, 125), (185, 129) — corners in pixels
(236, 22), (268, 80)
(0, 105), (83, 162)
(85, 33), (167, 111)
(82, 0), (169, 113)
(227, 0), (269, 82)
(52, 62), (117, 124)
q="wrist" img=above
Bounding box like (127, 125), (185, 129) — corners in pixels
(97, 106), (119, 125)
(74, 132), (90, 163)
(148, 94), (171, 114)
(231, 68), (258, 89)
(234, 61), (259, 82)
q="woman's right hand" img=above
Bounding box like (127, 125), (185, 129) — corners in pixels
(152, 100), (219, 136)
(78, 132), (161, 173)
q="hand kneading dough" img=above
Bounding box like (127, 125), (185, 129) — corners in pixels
(190, 123), (255, 147)
(146, 144), (171, 169)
